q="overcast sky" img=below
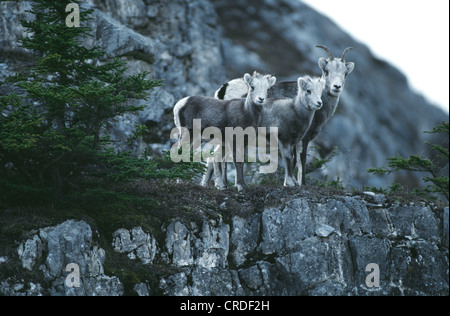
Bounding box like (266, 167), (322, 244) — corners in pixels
(301, 0), (449, 114)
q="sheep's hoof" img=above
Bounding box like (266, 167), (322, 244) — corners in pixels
(201, 179), (215, 187)
(214, 180), (227, 190)
(236, 184), (246, 193)
(284, 179), (296, 187)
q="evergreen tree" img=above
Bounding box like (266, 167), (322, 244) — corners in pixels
(0, 0), (162, 199)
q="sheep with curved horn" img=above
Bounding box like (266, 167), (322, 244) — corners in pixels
(316, 45), (334, 60)
(206, 45), (355, 186)
(297, 45), (354, 185)
(340, 46), (353, 62)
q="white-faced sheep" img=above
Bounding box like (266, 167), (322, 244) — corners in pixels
(208, 45), (355, 186)
(173, 72), (276, 192)
(261, 76), (325, 186)
(299, 45), (354, 185)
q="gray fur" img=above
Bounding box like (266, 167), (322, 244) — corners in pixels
(174, 72), (276, 192)
(207, 46), (355, 186)
(261, 76), (325, 187)
(299, 46), (355, 184)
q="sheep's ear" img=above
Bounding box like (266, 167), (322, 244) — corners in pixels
(244, 73), (253, 84)
(268, 76), (277, 87)
(319, 78), (326, 89)
(346, 62), (355, 74)
(298, 78), (307, 90)
(318, 58), (328, 71)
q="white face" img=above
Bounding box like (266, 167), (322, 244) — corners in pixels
(244, 73), (277, 106)
(298, 77), (325, 111)
(319, 58), (355, 97)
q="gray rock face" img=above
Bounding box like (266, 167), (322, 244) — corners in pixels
(443, 207), (449, 248)
(13, 220), (123, 296)
(112, 227), (158, 264)
(0, 1), (33, 52)
(165, 221), (194, 267)
(17, 235), (42, 271)
(230, 214), (260, 267)
(86, 0), (227, 152)
(158, 196), (448, 296)
(4, 196), (449, 296)
(45, 220), (94, 279)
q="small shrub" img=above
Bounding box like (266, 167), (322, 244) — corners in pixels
(368, 122), (449, 203)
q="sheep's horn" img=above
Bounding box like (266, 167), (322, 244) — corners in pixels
(341, 47), (353, 62)
(316, 45), (334, 61)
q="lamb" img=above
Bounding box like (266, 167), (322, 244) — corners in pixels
(209, 45), (355, 186)
(173, 72), (276, 192)
(203, 76), (324, 187)
(261, 76), (325, 186)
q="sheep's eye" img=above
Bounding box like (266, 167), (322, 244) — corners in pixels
(251, 86), (255, 91)
(306, 89), (312, 94)
(324, 70), (329, 76)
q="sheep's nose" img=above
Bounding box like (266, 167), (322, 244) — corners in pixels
(334, 84), (342, 89)
(258, 97), (265, 103)
(317, 101), (323, 107)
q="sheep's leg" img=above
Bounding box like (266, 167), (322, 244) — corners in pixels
(201, 145), (223, 187)
(290, 144), (299, 186)
(300, 139), (309, 185)
(280, 142), (296, 187)
(200, 157), (215, 187)
(234, 160), (246, 192)
(295, 141), (304, 187)
(222, 145), (231, 188)
(214, 161), (227, 190)
(213, 147), (227, 190)
(288, 146), (299, 186)
(233, 147), (246, 192)
(222, 160), (228, 188)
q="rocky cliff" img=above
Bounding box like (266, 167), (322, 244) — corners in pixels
(1, 186), (448, 296)
(0, 0), (448, 189)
